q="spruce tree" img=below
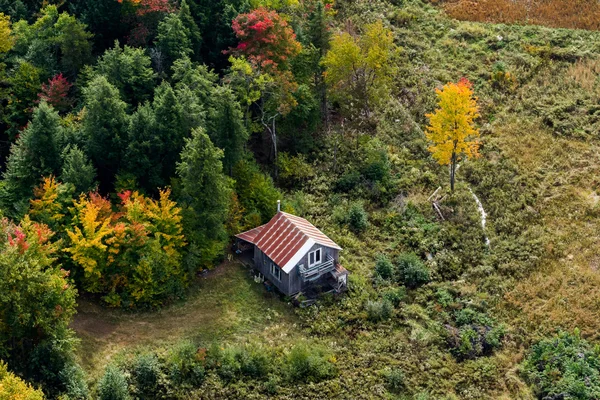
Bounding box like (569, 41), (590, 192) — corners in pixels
(179, 0), (201, 60)
(94, 41), (156, 106)
(0, 101), (62, 218)
(82, 75), (129, 191)
(177, 127), (231, 268)
(61, 145), (96, 194)
(207, 86), (248, 176)
(156, 14), (192, 73)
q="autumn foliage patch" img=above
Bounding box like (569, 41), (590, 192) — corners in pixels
(229, 7), (301, 73)
(434, 0), (600, 31)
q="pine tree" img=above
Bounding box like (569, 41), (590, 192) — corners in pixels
(82, 75), (129, 191)
(306, 1), (331, 121)
(0, 102), (62, 218)
(123, 81), (202, 193)
(61, 145), (97, 194)
(207, 86), (248, 176)
(94, 41), (157, 106)
(123, 103), (162, 192)
(177, 127), (231, 268)
(156, 13), (192, 74)
(179, 0), (201, 60)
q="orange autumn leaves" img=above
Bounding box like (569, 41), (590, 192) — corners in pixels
(426, 78), (480, 190)
(31, 177), (187, 308)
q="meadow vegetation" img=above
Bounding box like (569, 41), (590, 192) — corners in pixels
(1, 0), (600, 399)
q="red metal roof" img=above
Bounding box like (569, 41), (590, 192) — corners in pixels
(236, 212), (341, 270)
(235, 224), (266, 244)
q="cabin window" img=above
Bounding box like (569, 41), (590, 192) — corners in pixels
(308, 248), (322, 267)
(270, 263), (281, 281)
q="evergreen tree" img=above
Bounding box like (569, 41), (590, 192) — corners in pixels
(0, 102), (62, 218)
(61, 145), (96, 194)
(179, 0), (201, 60)
(123, 103), (161, 192)
(124, 82), (202, 193)
(82, 76), (129, 191)
(177, 128), (231, 268)
(94, 41), (157, 106)
(156, 13), (192, 74)
(98, 365), (130, 400)
(306, 0), (331, 121)
(172, 56), (218, 109)
(11, 6), (93, 78)
(207, 86), (248, 176)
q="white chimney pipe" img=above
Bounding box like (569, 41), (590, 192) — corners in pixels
(277, 200), (281, 212)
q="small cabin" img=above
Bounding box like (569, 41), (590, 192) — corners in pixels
(236, 210), (348, 298)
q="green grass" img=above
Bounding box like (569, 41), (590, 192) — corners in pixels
(71, 261), (302, 378)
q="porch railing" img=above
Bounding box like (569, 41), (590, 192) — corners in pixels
(299, 255), (336, 282)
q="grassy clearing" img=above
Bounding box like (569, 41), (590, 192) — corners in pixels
(72, 261), (302, 378)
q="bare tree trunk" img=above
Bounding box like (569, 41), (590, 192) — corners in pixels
(450, 151), (456, 192)
(261, 113), (279, 180)
(272, 117), (278, 180)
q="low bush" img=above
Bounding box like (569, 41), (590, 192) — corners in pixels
(374, 254), (394, 281)
(382, 287), (407, 307)
(445, 308), (506, 360)
(521, 330), (600, 399)
(348, 203), (369, 233)
(397, 253), (430, 289)
(131, 353), (162, 398)
(384, 367), (406, 393)
(97, 365), (130, 400)
(165, 341), (205, 388)
(366, 299), (393, 322)
(286, 344), (336, 383)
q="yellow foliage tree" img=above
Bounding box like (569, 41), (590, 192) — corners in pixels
(0, 14), (13, 54)
(322, 20), (398, 118)
(425, 78), (480, 191)
(0, 362), (44, 400)
(65, 189), (187, 307)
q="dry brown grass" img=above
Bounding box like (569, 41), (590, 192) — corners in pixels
(492, 114), (600, 341)
(434, 0), (600, 31)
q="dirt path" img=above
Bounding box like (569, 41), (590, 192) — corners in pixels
(72, 261), (300, 375)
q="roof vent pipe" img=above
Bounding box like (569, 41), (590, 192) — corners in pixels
(277, 200), (281, 212)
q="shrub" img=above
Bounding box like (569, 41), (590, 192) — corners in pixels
(374, 254), (394, 281)
(521, 330), (600, 399)
(58, 362), (89, 400)
(211, 344), (272, 382)
(382, 287), (407, 308)
(98, 365), (130, 400)
(165, 341), (205, 388)
(385, 367), (406, 393)
(366, 299), (393, 322)
(264, 375), (279, 395)
(237, 346), (271, 379)
(348, 203), (369, 233)
(131, 353), (162, 398)
(396, 253), (430, 288)
(335, 170), (361, 193)
(0, 361), (44, 400)
(286, 344), (336, 383)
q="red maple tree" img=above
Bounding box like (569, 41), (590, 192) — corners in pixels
(38, 74), (73, 112)
(229, 7), (301, 73)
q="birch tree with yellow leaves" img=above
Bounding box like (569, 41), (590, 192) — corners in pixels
(0, 13), (13, 54)
(426, 78), (480, 191)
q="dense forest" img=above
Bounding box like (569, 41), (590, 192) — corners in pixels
(2, 0), (600, 398)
